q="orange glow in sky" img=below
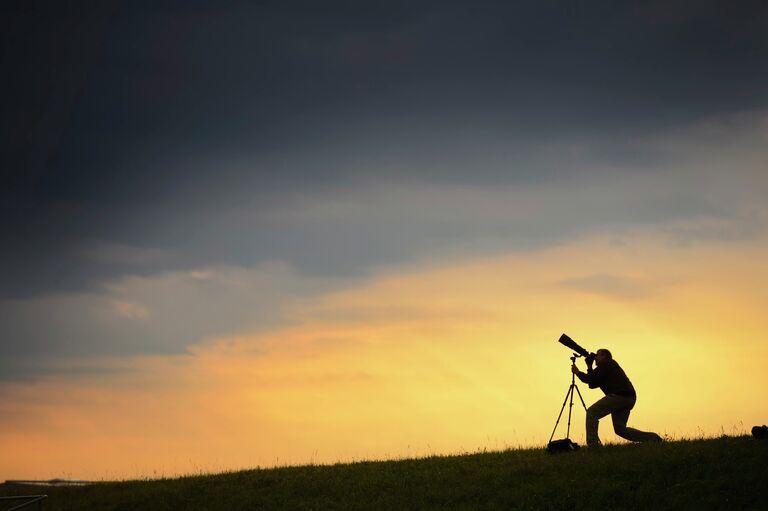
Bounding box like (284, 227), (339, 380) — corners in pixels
(2, 228), (767, 480)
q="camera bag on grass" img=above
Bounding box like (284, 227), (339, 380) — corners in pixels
(546, 438), (580, 454)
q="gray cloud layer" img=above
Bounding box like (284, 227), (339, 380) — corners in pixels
(3, 0), (768, 297)
(2, 1), (768, 379)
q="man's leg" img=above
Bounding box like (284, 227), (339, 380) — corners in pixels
(586, 395), (628, 446)
(611, 401), (663, 443)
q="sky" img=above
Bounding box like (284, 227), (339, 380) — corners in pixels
(2, 0), (768, 480)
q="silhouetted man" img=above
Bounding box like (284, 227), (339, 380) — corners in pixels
(571, 349), (662, 447)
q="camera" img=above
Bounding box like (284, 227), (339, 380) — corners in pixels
(558, 333), (595, 363)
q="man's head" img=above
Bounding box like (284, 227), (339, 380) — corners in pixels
(594, 349), (612, 366)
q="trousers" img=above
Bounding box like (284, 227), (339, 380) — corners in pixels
(586, 393), (662, 446)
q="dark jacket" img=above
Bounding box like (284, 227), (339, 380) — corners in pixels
(576, 359), (636, 397)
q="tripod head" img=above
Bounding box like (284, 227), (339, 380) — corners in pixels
(569, 353), (582, 363)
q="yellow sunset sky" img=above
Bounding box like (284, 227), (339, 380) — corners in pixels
(3, 226), (766, 481)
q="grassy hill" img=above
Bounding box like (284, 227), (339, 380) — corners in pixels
(2, 436), (767, 510)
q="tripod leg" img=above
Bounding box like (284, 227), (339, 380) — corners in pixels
(566, 384), (576, 438)
(573, 384), (588, 411)
(548, 384), (574, 443)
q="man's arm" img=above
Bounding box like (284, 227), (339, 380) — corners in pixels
(572, 361), (605, 389)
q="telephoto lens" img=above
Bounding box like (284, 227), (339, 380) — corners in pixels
(557, 333), (591, 358)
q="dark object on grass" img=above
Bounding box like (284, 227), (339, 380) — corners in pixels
(752, 425), (768, 439)
(547, 438), (580, 454)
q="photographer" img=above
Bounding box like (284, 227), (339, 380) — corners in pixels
(571, 349), (663, 447)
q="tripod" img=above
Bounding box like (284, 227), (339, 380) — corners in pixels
(548, 354), (588, 443)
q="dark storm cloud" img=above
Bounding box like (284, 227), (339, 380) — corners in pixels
(2, 0), (768, 298)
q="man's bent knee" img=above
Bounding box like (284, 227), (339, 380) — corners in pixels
(586, 406), (605, 422)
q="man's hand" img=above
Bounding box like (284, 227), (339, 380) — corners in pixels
(571, 364), (579, 374)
